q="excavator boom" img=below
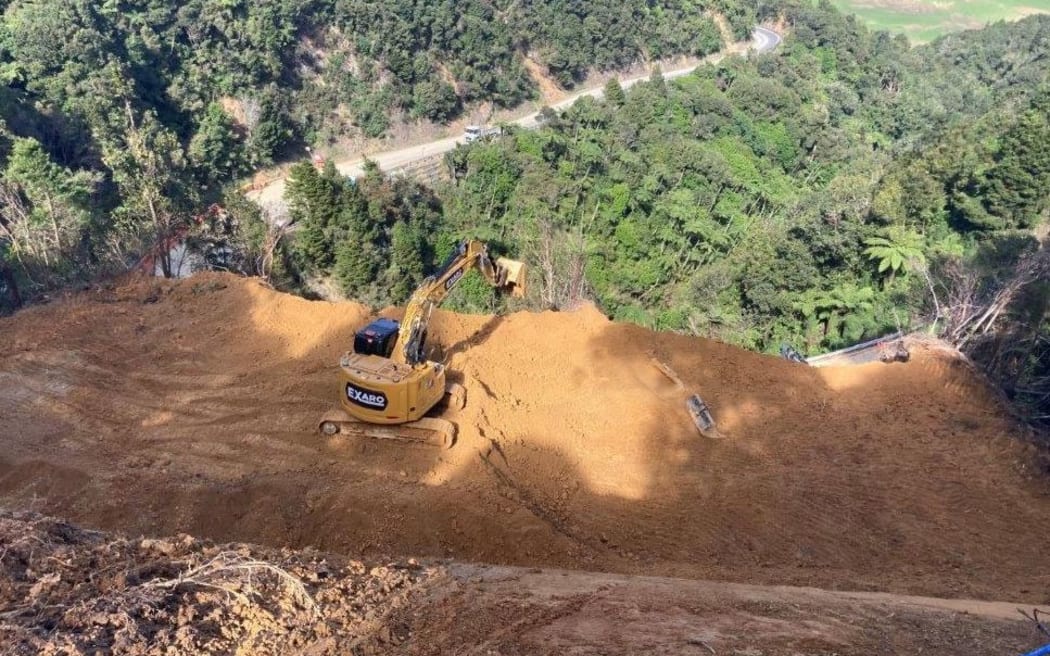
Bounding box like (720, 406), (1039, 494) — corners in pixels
(397, 240), (525, 365)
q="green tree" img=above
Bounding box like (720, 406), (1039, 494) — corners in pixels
(603, 78), (626, 107)
(984, 91), (1050, 228)
(286, 162), (342, 271)
(103, 105), (195, 278)
(386, 219), (425, 301)
(3, 137), (96, 268)
(333, 232), (376, 298)
(794, 284), (878, 349)
(189, 103), (244, 185)
(412, 79), (460, 122)
(863, 227), (926, 282)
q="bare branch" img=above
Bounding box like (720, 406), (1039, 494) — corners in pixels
(143, 550), (319, 617)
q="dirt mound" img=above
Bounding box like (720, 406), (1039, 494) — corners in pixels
(0, 510), (433, 655)
(0, 272), (1048, 602)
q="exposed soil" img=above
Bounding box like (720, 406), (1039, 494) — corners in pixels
(403, 564), (1050, 655)
(3, 511), (1046, 655)
(0, 510), (435, 655)
(521, 55), (568, 104)
(0, 272), (1048, 606)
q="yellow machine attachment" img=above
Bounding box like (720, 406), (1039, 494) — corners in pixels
(318, 240), (525, 448)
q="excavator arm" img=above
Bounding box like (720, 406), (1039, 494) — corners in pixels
(395, 240), (525, 365)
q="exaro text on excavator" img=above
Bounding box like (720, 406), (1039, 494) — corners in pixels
(318, 240), (525, 448)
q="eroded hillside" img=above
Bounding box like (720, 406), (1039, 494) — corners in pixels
(0, 273), (1047, 604)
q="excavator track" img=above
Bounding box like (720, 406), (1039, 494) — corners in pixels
(318, 409), (456, 449)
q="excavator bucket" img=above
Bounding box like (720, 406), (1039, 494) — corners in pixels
(495, 257), (527, 298)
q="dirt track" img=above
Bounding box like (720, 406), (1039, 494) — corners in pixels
(1, 273), (1048, 603)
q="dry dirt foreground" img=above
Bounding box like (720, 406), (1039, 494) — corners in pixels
(1, 273), (1048, 608)
(3, 511), (1045, 655)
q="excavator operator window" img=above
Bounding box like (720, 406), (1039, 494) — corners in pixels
(353, 318), (399, 357)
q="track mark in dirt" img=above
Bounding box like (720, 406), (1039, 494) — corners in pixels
(478, 447), (591, 550)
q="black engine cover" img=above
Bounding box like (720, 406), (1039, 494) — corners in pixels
(353, 318), (400, 357)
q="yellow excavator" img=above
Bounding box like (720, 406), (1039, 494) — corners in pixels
(318, 240), (526, 448)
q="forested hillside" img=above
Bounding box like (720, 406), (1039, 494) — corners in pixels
(0, 0), (752, 295)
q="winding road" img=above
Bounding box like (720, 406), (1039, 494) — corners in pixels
(250, 27), (782, 208)
(751, 26), (782, 54)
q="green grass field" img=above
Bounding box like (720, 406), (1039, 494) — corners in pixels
(830, 1), (1050, 43)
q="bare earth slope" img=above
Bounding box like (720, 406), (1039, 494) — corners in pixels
(0, 273), (1047, 603)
